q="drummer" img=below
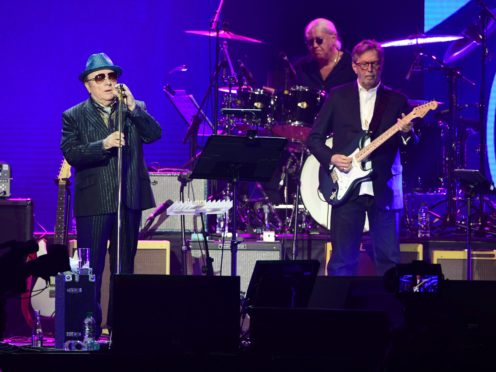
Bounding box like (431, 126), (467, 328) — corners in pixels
(294, 18), (356, 92)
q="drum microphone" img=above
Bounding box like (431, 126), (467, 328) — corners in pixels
(405, 53), (421, 81)
(238, 59), (255, 86)
(280, 52), (296, 79)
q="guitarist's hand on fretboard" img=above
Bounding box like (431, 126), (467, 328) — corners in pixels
(397, 113), (414, 133)
(331, 154), (352, 173)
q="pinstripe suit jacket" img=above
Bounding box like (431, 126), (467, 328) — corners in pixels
(61, 98), (162, 217)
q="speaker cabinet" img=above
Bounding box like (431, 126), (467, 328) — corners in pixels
(431, 249), (496, 280)
(188, 240), (282, 294)
(111, 275), (240, 354)
(325, 243), (423, 276)
(71, 240), (170, 328)
(141, 172), (208, 232)
(0, 198), (33, 243)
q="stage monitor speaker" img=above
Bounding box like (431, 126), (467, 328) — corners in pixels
(111, 274), (240, 355)
(188, 240), (281, 294)
(248, 307), (390, 369)
(71, 240), (170, 328)
(141, 171), (208, 232)
(325, 243), (423, 276)
(0, 198), (34, 338)
(431, 249), (496, 280)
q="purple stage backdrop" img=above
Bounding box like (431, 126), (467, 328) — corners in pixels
(0, 0), (493, 233)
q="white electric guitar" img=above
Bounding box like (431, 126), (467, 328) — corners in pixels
(319, 101), (439, 206)
(31, 159), (71, 324)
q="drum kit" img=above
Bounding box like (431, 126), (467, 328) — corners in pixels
(184, 20), (494, 236)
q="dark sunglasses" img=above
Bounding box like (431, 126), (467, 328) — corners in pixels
(305, 37), (324, 47)
(86, 72), (118, 84)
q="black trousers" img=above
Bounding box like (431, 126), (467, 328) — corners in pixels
(76, 208), (142, 332)
(329, 189), (401, 276)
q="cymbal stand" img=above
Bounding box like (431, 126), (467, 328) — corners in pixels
(210, 0), (225, 132)
(418, 53), (476, 231)
(475, 0), (496, 234)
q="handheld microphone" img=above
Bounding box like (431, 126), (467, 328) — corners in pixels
(146, 199), (174, 223)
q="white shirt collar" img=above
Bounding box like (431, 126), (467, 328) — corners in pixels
(357, 80), (381, 94)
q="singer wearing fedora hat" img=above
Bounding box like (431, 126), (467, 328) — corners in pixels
(61, 53), (162, 336)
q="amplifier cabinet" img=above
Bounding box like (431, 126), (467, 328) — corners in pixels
(431, 249), (496, 280)
(0, 163), (11, 198)
(325, 243), (423, 276)
(188, 240), (282, 294)
(0, 198), (33, 243)
(141, 172), (208, 233)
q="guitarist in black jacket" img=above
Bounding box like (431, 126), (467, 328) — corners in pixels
(307, 40), (415, 276)
(61, 53), (162, 335)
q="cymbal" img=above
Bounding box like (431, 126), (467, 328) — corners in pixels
(444, 12), (496, 63)
(185, 29), (263, 44)
(381, 34), (463, 47)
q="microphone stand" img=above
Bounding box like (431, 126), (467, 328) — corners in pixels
(178, 173), (192, 275)
(115, 87), (125, 274)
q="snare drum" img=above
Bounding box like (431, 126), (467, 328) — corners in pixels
(273, 86), (326, 142)
(300, 138), (369, 231)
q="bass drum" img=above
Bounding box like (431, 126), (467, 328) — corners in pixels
(300, 138), (369, 231)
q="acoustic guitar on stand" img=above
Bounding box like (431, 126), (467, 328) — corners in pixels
(319, 101), (438, 206)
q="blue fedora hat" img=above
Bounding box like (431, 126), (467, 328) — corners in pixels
(79, 52), (122, 81)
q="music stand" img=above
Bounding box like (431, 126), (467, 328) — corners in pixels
(164, 88), (214, 137)
(454, 169), (495, 280)
(190, 134), (287, 276)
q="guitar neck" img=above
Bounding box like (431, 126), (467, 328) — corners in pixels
(355, 124), (400, 162)
(355, 110), (416, 162)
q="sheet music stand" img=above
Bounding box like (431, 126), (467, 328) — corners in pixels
(190, 134), (287, 276)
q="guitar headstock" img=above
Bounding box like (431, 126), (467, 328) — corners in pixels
(57, 159), (71, 181)
(412, 100), (439, 119)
